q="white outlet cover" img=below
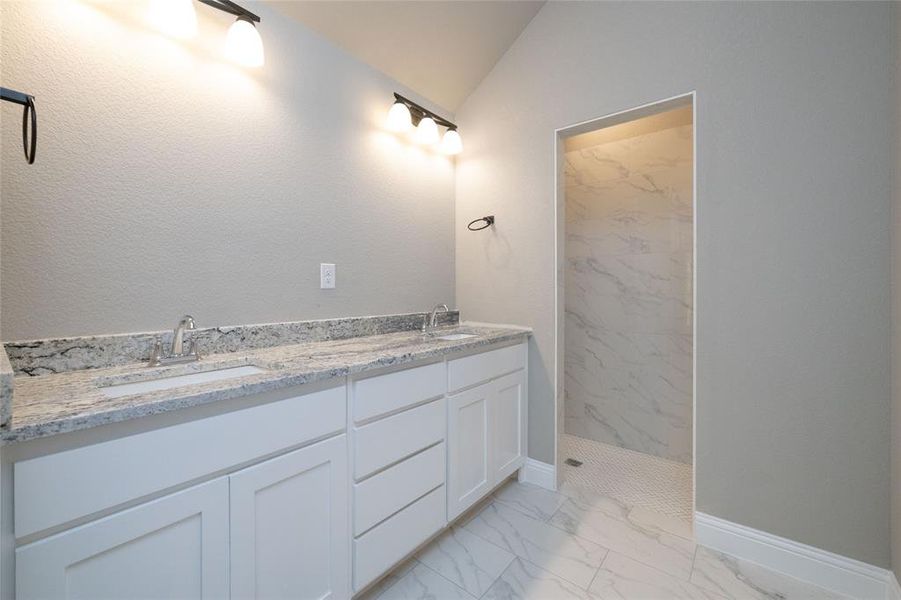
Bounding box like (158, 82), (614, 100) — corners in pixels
(320, 263), (336, 289)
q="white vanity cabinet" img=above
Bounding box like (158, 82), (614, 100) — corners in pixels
(349, 362), (448, 593)
(16, 478), (230, 600)
(6, 337), (528, 600)
(11, 383), (348, 600)
(447, 345), (527, 520)
(230, 435), (349, 600)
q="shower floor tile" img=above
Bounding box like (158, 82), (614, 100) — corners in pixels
(560, 434), (693, 522)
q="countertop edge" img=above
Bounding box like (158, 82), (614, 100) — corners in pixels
(1, 329), (529, 445)
(0, 347), (13, 427)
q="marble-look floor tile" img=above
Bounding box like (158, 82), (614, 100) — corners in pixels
(355, 558), (419, 600)
(548, 493), (695, 580)
(627, 506), (693, 540)
(416, 526), (514, 597)
(463, 502), (609, 589)
(483, 558), (596, 600)
(378, 563), (476, 600)
(493, 481), (569, 521)
(589, 552), (725, 600)
(690, 547), (850, 600)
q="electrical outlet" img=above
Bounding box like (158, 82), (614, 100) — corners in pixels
(320, 263), (336, 289)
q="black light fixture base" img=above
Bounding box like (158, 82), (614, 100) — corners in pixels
(393, 93), (456, 131)
(197, 0), (261, 23)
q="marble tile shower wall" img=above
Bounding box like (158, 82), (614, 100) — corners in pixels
(564, 124), (693, 463)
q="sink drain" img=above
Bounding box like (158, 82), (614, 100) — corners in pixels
(564, 458), (583, 467)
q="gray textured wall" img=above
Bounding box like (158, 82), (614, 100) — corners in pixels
(0, 0), (455, 340)
(455, 1), (894, 567)
(893, 0), (901, 583)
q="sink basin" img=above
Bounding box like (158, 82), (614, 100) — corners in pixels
(100, 365), (267, 399)
(435, 333), (478, 341)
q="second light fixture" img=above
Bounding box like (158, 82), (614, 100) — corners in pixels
(386, 93), (462, 155)
(149, 0), (264, 67)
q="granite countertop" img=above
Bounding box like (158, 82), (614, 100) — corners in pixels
(2, 324), (529, 445)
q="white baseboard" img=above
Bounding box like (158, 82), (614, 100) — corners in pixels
(518, 458), (556, 490)
(695, 512), (894, 600)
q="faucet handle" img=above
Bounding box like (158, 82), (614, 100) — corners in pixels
(186, 339), (201, 359)
(148, 338), (163, 366)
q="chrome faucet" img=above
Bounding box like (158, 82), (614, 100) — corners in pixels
(422, 304), (449, 334)
(148, 315), (201, 366)
(171, 315), (196, 356)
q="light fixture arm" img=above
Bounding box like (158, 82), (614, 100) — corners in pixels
(393, 93), (456, 130)
(196, 0), (261, 23)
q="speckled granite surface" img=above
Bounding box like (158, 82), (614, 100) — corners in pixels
(0, 347), (13, 427)
(4, 311), (459, 377)
(2, 324), (529, 445)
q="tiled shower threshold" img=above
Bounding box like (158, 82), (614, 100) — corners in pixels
(560, 433), (693, 522)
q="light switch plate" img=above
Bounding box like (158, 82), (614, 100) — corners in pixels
(320, 263), (336, 289)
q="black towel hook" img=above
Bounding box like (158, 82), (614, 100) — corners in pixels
(467, 215), (495, 231)
(1, 87), (36, 164)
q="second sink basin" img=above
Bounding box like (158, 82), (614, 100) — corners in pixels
(100, 365), (267, 399)
(435, 333), (478, 341)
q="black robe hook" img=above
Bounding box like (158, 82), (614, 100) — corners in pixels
(467, 215), (495, 231)
(1, 87), (36, 164)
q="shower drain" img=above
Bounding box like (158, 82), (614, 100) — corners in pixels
(564, 458), (583, 467)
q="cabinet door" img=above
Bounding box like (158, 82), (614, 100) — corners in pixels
(230, 435), (349, 600)
(492, 370), (527, 482)
(16, 478), (228, 600)
(447, 383), (492, 520)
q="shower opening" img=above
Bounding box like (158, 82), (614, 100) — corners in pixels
(555, 94), (696, 525)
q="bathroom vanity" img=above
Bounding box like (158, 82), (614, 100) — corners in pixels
(0, 320), (529, 599)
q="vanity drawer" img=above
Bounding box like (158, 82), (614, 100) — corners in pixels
(353, 485), (446, 591)
(15, 383), (346, 539)
(353, 397), (445, 479)
(352, 362), (445, 423)
(448, 342), (526, 392)
(354, 442), (445, 535)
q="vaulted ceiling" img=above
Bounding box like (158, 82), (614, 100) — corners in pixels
(268, 1), (546, 112)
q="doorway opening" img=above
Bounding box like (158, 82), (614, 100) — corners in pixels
(554, 93), (696, 525)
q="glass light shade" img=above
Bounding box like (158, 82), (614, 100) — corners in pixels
(385, 101), (412, 132)
(224, 17), (265, 68)
(147, 0), (198, 39)
(441, 129), (463, 155)
(415, 116), (440, 145)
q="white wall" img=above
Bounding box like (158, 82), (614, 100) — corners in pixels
(456, 1), (894, 567)
(0, 0), (455, 340)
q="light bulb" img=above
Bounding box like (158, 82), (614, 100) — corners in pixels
(147, 0), (198, 39)
(224, 17), (265, 68)
(441, 129), (463, 155)
(415, 116), (440, 145)
(386, 101), (412, 132)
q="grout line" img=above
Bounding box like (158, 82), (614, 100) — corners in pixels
(460, 501), (607, 592)
(413, 558), (478, 599)
(541, 506), (698, 584)
(475, 553), (515, 600)
(585, 548), (612, 593)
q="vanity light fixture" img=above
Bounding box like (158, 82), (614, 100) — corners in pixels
(150, 0), (265, 67)
(197, 0), (264, 67)
(386, 100), (413, 133)
(415, 116), (440, 146)
(386, 93), (462, 155)
(440, 128), (463, 155)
